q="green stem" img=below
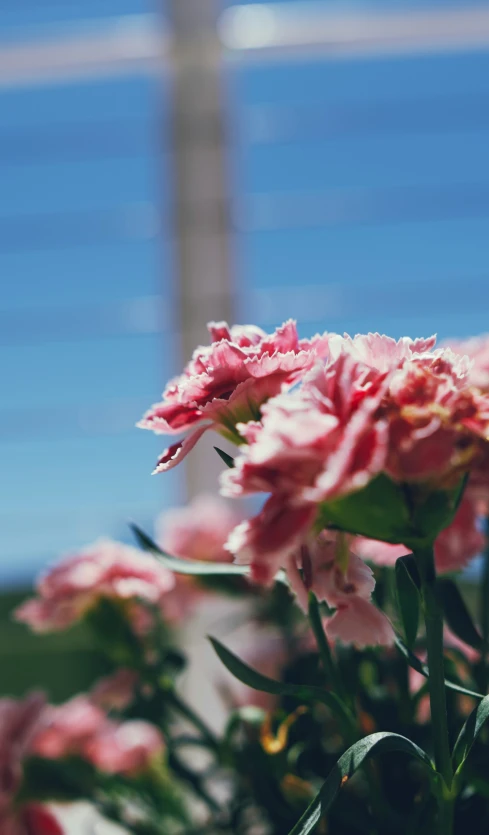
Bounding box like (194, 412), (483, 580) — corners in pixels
(308, 591), (395, 828)
(165, 688), (220, 753)
(480, 516), (489, 692)
(308, 592), (344, 698)
(415, 544), (454, 833)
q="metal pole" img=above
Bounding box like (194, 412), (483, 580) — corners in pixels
(168, 0), (235, 498)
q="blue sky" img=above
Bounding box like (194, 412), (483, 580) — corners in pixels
(1, 1), (488, 582)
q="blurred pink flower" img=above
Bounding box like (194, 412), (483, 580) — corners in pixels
(32, 696), (163, 778)
(446, 335), (489, 394)
(15, 539), (175, 634)
(84, 720), (164, 776)
(32, 697), (107, 760)
(157, 494), (239, 564)
(138, 320), (329, 473)
(90, 669), (139, 712)
(355, 492), (484, 574)
(0, 694), (63, 835)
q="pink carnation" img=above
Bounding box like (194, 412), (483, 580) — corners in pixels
(154, 495), (244, 622)
(226, 496), (317, 585)
(328, 332), (437, 371)
(222, 353), (389, 581)
(356, 492), (484, 574)
(83, 720), (163, 776)
(138, 320), (329, 473)
(222, 353), (388, 505)
(446, 335), (489, 393)
(15, 539), (175, 634)
(32, 695), (163, 778)
(327, 333), (489, 486)
(0, 694), (63, 835)
(32, 697), (106, 760)
(286, 534), (394, 647)
(157, 493), (238, 563)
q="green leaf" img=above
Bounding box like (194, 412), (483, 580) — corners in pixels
(209, 637), (355, 730)
(410, 480), (466, 542)
(288, 732), (433, 835)
(214, 446), (235, 468)
(318, 474), (466, 548)
(453, 694), (489, 771)
(131, 524), (249, 576)
(395, 635), (482, 700)
(319, 474), (413, 544)
(438, 578), (485, 652)
(396, 556), (421, 649)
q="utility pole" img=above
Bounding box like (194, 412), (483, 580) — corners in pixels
(167, 0), (235, 499)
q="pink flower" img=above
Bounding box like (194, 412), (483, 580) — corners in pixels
(381, 349), (489, 485)
(445, 335), (489, 393)
(222, 353), (389, 580)
(0, 694), (63, 835)
(226, 496), (317, 585)
(83, 720), (164, 776)
(356, 492), (484, 574)
(138, 320), (329, 472)
(15, 539), (175, 634)
(286, 534), (394, 647)
(90, 669), (139, 712)
(157, 494), (239, 563)
(328, 332), (437, 371)
(32, 696), (164, 778)
(222, 353), (388, 504)
(32, 697), (107, 760)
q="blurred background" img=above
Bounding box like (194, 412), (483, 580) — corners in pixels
(1, 0), (489, 695)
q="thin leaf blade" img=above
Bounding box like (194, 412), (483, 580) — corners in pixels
(288, 732), (433, 835)
(453, 694), (489, 770)
(395, 635), (482, 700)
(214, 446), (235, 468)
(438, 578), (484, 652)
(395, 556), (420, 648)
(131, 524), (248, 576)
(209, 637), (355, 728)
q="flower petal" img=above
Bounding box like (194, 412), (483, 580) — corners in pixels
(153, 425), (210, 474)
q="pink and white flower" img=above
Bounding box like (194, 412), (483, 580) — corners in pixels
(222, 352), (389, 505)
(157, 494), (239, 564)
(286, 534), (394, 647)
(83, 720), (163, 776)
(138, 320), (330, 472)
(32, 696), (164, 778)
(15, 539), (175, 634)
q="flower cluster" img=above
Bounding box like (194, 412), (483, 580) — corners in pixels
(0, 679), (163, 835)
(141, 323), (489, 647)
